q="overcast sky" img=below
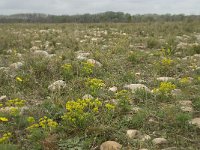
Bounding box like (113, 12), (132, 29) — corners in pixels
(0, 0), (199, 15)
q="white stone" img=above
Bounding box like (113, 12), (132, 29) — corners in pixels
(0, 95), (7, 101)
(126, 130), (140, 139)
(48, 80), (66, 92)
(33, 50), (49, 57)
(178, 100), (193, 112)
(157, 77), (175, 82)
(82, 94), (94, 99)
(87, 59), (102, 67)
(190, 118), (200, 128)
(152, 138), (168, 145)
(109, 86), (118, 92)
(76, 51), (90, 60)
(100, 141), (122, 150)
(124, 84), (150, 92)
(9, 62), (23, 70)
(140, 134), (151, 141)
(171, 89), (182, 96)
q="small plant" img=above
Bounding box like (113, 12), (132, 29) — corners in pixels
(115, 90), (131, 112)
(85, 78), (105, 96)
(81, 62), (94, 76)
(153, 82), (176, 101)
(62, 98), (102, 129)
(61, 63), (73, 80)
(0, 132), (12, 144)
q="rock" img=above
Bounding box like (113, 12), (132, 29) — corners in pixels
(152, 138), (168, 145)
(124, 84), (150, 92)
(0, 95), (7, 101)
(82, 94), (94, 99)
(140, 134), (151, 141)
(100, 141), (122, 150)
(48, 80), (66, 92)
(171, 89), (182, 96)
(109, 86), (118, 92)
(190, 118), (200, 128)
(131, 106), (141, 113)
(178, 100), (193, 112)
(76, 51), (90, 60)
(9, 62), (23, 70)
(177, 42), (188, 49)
(87, 59), (102, 67)
(161, 147), (177, 150)
(157, 77), (175, 82)
(126, 130), (140, 139)
(33, 50), (55, 58)
(126, 130), (151, 142)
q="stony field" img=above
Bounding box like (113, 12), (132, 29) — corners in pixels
(0, 22), (200, 150)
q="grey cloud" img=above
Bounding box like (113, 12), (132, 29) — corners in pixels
(0, 0), (199, 15)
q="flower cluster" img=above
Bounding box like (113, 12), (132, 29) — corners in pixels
(86, 78), (105, 95)
(0, 132), (12, 143)
(16, 76), (23, 82)
(26, 116), (58, 131)
(61, 64), (73, 80)
(179, 77), (190, 84)
(153, 82), (176, 94)
(161, 57), (173, 66)
(0, 117), (8, 122)
(62, 98), (102, 126)
(5, 98), (26, 107)
(81, 62), (94, 75)
(105, 103), (115, 111)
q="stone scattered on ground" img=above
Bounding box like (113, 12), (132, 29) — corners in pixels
(178, 100), (193, 112)
(152, 138), (168, 145)
(0, 95), (7, 101)
(33, 50), (55, 58)
(131, 106), (141, 113)
(124, 84), (150, 92)
(161, 147), (177, 150)
(126, 129), (151, 141)
(109, 86), (118, 92)
(82, 94), (94, 99)
(76, 51), (90, 60)
(126, 130), (140, 139)
(189, 118), (200, 128)
(100, 141), (122, 150)
(9, 62), (23, 70)
(157, 77), (175, 82)
(171, 89), (182, 96)
(48, 80), (66, 92)
(87, 59), (102, 67)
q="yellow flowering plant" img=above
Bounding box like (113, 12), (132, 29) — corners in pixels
(85, 78), (105, 95)
(0, 132), (12, 143)
(81, 62), (94, 76)
(26, 116), (58, 131)
(61, 63), (73, 80)
(62, 98), (102, 128)
(153, 82), (176, 101)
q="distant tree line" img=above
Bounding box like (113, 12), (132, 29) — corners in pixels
(0, 11), (200, 23)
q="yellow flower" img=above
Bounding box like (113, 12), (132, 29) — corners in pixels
(16, 77), (23, 82)
(0, 117), (8, 122)
(105, 104), (115, 110)
(27, 117), (35, 124)
(0, 132), (12, 143)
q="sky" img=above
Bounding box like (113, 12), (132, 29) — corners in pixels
(0, 0), (199, 15)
